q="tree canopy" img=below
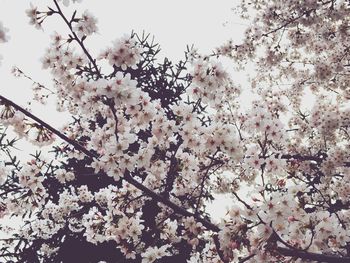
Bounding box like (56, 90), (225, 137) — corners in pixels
(0, 0), (349, 262)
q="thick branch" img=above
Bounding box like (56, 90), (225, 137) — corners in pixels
(4, 95), (350, 262)
(276, 246), (350, 263)
(124, 171), (220, 232)
(213, 234), (229, 263)
(0, 95), (96, 158)
(0, 95), (219, 233)
(239, 254), (255, 263)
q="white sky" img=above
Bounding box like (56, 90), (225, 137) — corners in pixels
(0, 0), (247, 110)
(0, 0), (249, 225)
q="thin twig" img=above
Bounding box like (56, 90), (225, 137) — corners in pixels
(52, 0), (102, 78)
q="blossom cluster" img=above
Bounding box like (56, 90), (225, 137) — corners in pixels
(0, 21), (9, 65)
(73, 10), (98, 38)
(58, 0), (83, 7)
(0, 22), (9, 43)
(100, 35), (143, 70)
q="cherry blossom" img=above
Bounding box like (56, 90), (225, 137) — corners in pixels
(58, 0), (83, 7)
(0, 0), (349, 262)
(0, 22), (9, 43)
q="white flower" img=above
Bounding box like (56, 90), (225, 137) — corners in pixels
(0, 22), (9, 43)
(25, 3), (41, 29)
(59, 0), (83, 7)
(73, 10), (98, 38)
(104, 35), (143, 70)
(141, 245), (171, 263)
(39, 244), (59, 257)
(56, 169), (75, 184)
(0, 163), (9, 185)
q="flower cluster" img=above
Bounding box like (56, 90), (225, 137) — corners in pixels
(73, 10), (98, 38)
(0, 21), (9, 65)
(187, 58), (230, 106)
(0, 22), (9, 43)
(141, 245), (171, 263)
(58, 0), (83, 7)
(100, 35), (143, 70)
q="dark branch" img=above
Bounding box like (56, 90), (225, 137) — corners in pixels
(52, 0), (102, 79)
(0, 95), (96, 158)
(0, 95), (220, 233)
(276, 246), (350, 263)
(124, 171), (220, 232)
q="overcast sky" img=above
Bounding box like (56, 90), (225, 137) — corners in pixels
(0, 0), (248, 224)
(0, 0), (246, 110)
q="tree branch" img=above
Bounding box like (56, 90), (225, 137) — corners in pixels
(276, 246), (350, 263)
(213, 234), (229, 263)
(280, 153), (350, 167)
(2, 97), (349, 262)
(124, 171), (220, 232)
(52, 0), (102, 78)
(0, 95), (96, 158)
(0, 95), (219, 232)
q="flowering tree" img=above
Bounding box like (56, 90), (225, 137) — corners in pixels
(0, 0), (349, 262)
